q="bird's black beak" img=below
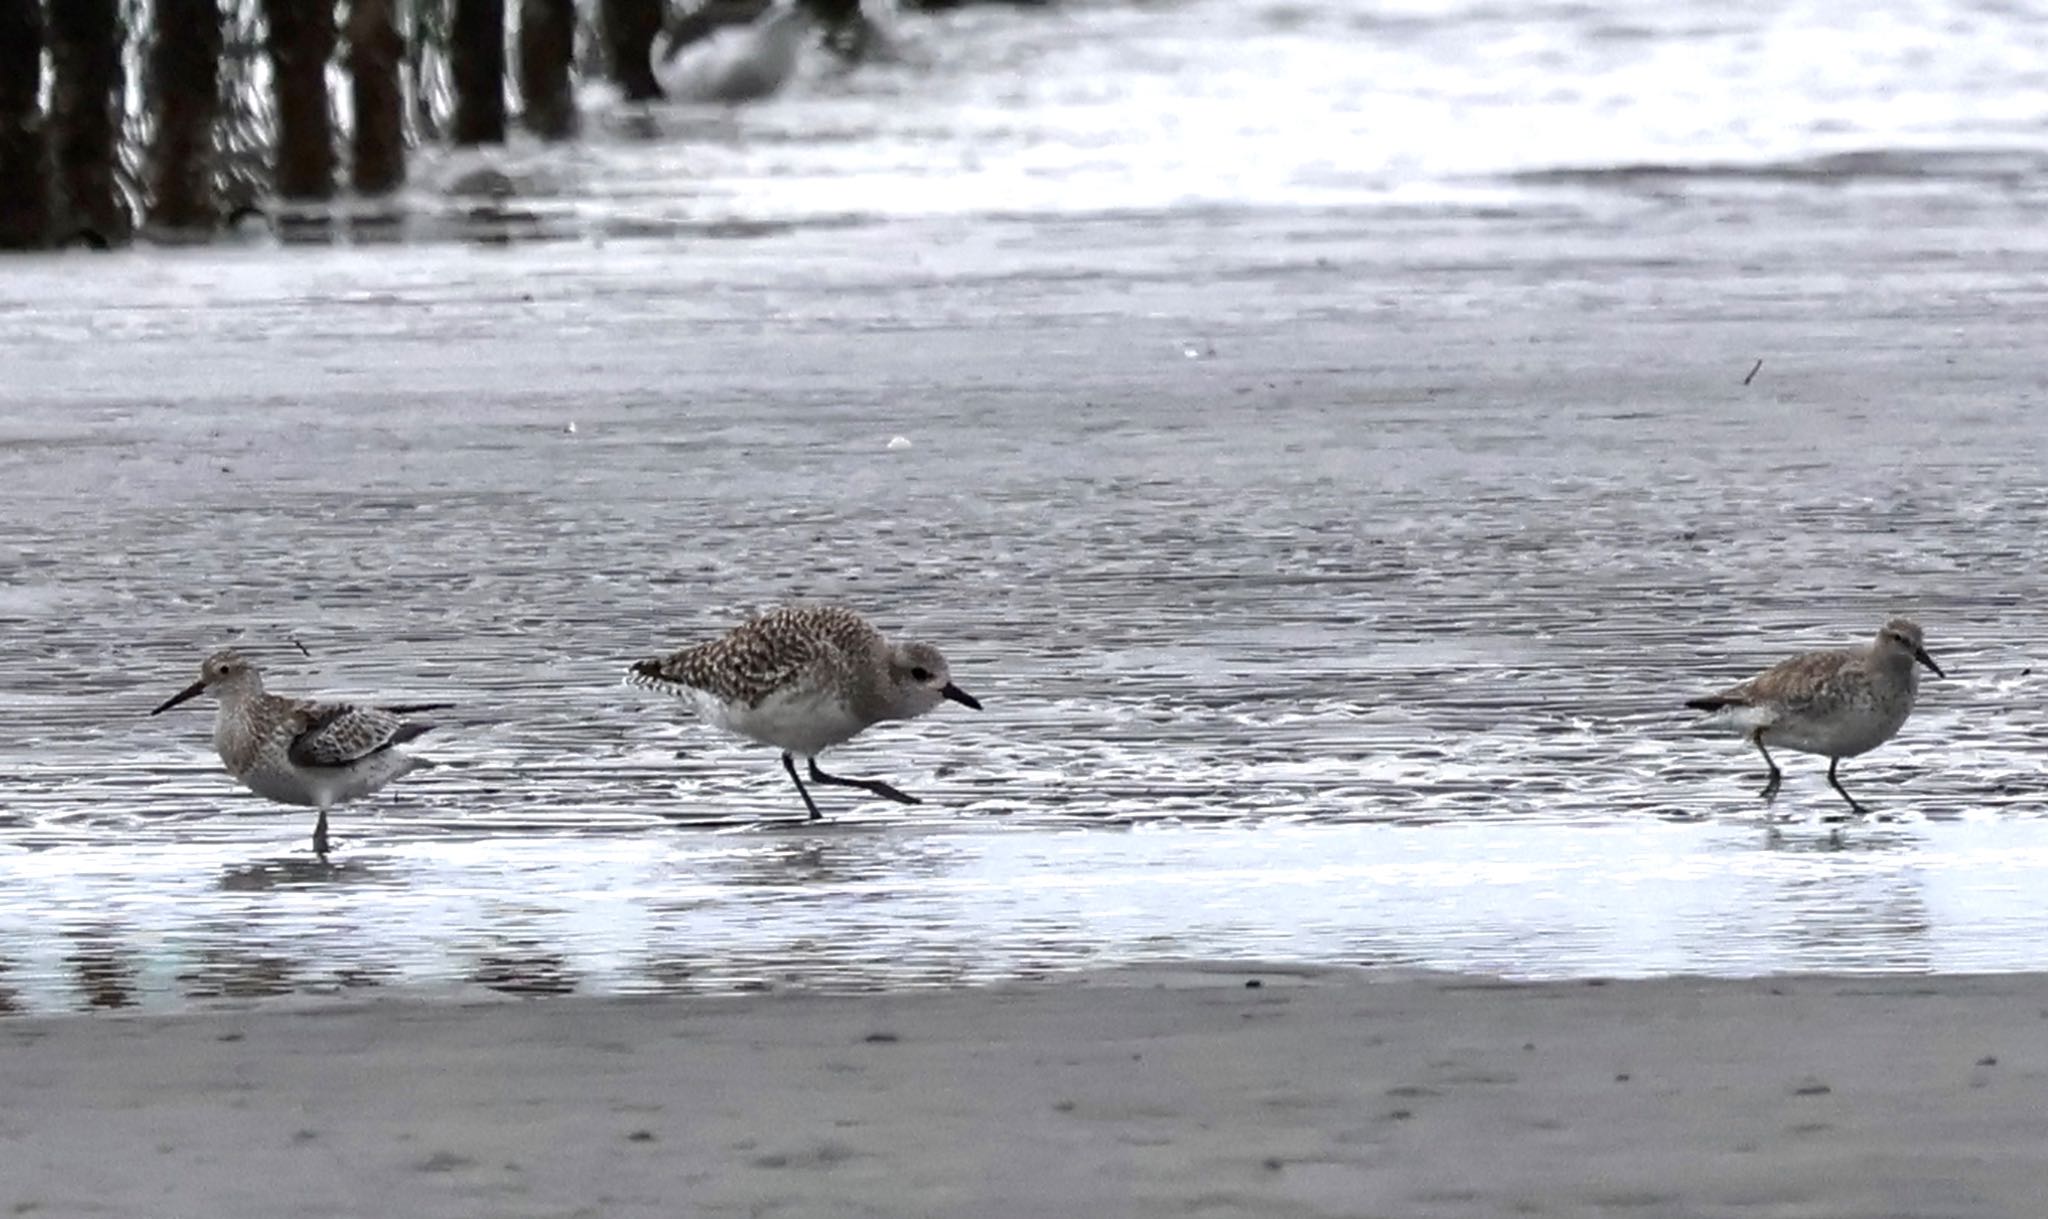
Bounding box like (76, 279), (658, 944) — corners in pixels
(1913, 647), (1944, 679)
(152, 679), (207, 715)
(941, 682), (982, 710)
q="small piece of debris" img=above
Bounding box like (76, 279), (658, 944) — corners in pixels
(627, 1130), (655, 1143)
(1244, 979), (1263, 989)
(1615, 1073), (1631, 1083)
(1262, 1157), (1284, 1172)
(1743, 358), (1764, 386)
(563, 422), (577, 435)
(1977, 1055), (1999, 1067)
(862, 1032), (899, 1044)
(1792, 1080), (1832, 1096)
(886, 435), (912, 450)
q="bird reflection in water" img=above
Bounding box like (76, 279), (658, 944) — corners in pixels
(64, 927), (141, 1012)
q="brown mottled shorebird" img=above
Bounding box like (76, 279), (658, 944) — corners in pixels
(626, 604), (981, 819)
(1686, 617), (1944, 815)
(151, 649), (452, 857)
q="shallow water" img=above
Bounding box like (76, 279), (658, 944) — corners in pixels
(425, 0), (2048, 235)
(4, 3), (2048, 1015)
(7, 818), (2048, 1015)
(1, 195), (2044, 1015)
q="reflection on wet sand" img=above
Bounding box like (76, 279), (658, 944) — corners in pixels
(175, 932), (301, 1001)
(638, 940), (981, 997)
(65, 927), (140, 1012)
(0, 819), (2044, 1016)
(1768, 829), (1934, 972)
(218, 855), (400, 892)
(193, 873), (404, 1001)
(470, 939), (579, 996)
(688, 833), (965, 891)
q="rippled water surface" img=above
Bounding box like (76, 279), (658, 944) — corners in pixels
(3, 1), (2048, 1014)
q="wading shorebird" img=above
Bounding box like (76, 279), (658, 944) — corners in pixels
(1686, 617), (1944, 815)
(654, 1), (810, 104)
(151, 649), (452, 857)
(626, 604), (981, 819)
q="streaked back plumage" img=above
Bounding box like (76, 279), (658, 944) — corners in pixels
(626, 604), (971, 757)
(629, 604), (882, 709)
(1686, 617), (1937, 760)
(166, 649), (450, 810)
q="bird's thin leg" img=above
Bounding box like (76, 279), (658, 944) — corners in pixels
(1751, 730), (1782, 805)
(1826, 757), (1868, 817)
(781, 751), (824, 821)
(313, 806), (332, 858)
(807, 757), (921, 806)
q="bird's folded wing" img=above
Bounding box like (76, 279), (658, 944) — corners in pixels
(1737, 650), (1857, 712)
(630, 637), (826, 706)
(287, 702), (411, 768)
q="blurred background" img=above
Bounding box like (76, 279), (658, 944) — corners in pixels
(1, 0), (2042, 246)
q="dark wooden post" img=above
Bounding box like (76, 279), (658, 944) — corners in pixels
(263, 0), (337, 201)
(517, 0), (576, 139)
(346, 0), (406, 194)
(46, 0), (128, 246)
(451, 0), (507, 145)
(0, 0), (48, 248)
(601, 0), (663, 101)
(803, 0), (872, 62)
(801, 0), (860, 23)
(147, 0), (223, 234)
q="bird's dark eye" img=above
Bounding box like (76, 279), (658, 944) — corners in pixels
(910, 666), (931, 682)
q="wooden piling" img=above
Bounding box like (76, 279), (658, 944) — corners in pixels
(602, 0), (664, 102)
(517, 0), (576, 140)
(46, 0), (128, 246)
(0, 0), (48, 248)
(147, 0), (223, 235)
(346, 0), (406, 195)
(803, 0), (873, 62)
(263, 0), (338, 202)
(801, 0), (861, 24)
(452, 0), (508, 145)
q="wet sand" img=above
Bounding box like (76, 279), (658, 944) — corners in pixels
(6, 966), (2047, 1217)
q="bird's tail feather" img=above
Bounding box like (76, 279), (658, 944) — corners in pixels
(625, 659), (692, 696)
(387, 722), (438, 749)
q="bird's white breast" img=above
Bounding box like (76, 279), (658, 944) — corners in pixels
(693, 684), (867, 757)
(1767, 699), (1912, 759)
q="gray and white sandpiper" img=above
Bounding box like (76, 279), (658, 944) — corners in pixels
(626, 604), (982, 820)
(151, 648), (452, 857)
(1686, 617), (1944, 815)
(654, 1), (810, 104)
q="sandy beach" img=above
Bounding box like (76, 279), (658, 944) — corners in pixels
(5, 966), (2046, 1217)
